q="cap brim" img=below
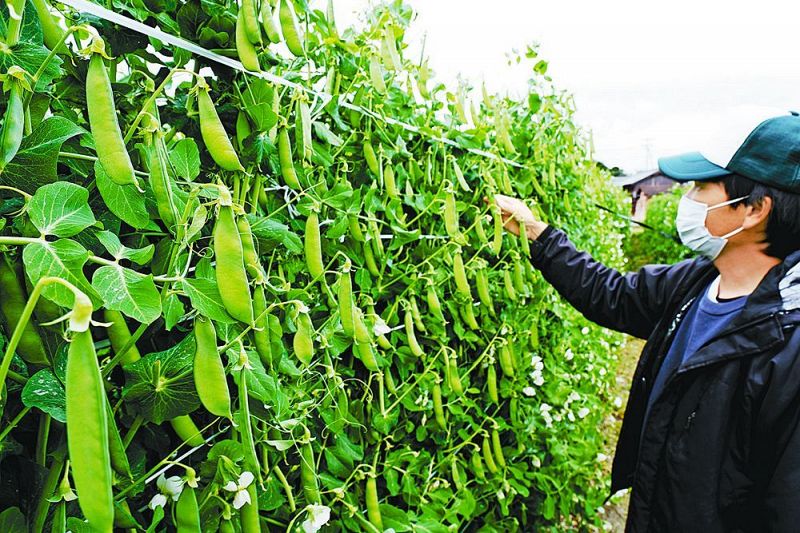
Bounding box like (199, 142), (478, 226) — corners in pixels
(657, 151), (733, 182)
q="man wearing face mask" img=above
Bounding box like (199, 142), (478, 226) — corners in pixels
(493, 110), (800, 532)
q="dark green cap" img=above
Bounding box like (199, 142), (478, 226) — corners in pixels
(658, 111), (800, 193)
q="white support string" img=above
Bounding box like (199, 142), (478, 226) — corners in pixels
(56, 0), (525, 168)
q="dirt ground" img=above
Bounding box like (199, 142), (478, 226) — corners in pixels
(597, 335), (645, 531)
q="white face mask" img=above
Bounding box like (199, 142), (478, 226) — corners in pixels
(675, 194), (750, 260)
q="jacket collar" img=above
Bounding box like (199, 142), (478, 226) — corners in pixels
(675, 249), (800, 372)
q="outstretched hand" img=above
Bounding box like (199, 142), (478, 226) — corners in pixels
(483, 194), (547, 240)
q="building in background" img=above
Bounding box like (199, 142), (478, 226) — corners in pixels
(612, 170), (677, 223)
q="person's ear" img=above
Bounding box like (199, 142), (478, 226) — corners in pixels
(743, 196), (772, 230)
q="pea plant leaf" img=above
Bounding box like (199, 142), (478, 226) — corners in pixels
(94, 160), (154, 230)
(122, 334), (200, 424)
(21, 369), (66, 423)
(0, 117), (85, 193)
(27, 182), (97, 238)
(0, 506), (26, 533)
(92, 265), (162, 324)
(22, 239), (100, 308)
(181, 277), (236, 324)
(0, 42), (63, 91)
(95, 231), (155, 265)
(168, 138), (201, 181)
(246, 215), (302, 255)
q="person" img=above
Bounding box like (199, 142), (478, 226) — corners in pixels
(492, 110), (800, 532)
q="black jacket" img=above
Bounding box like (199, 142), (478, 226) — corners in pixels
(528, 226), (800, 532)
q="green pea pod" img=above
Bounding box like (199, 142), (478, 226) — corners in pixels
(236, 7), (261, 71)
(0, 81), (24, 172)
(193, 317), (232, 419)
(251, 284), (274, 367)
(409, 295), (426, 333)
(348, 214), (365, 242)
(170, 415), (205, 447)
(426, 283), (445, 323)
(365, 476), (383, 531)
(498, 344), (515, 378)
(471, 449), (486, 482)
(214, 205), (254, 325)
(241, 0), (261, 44)
(293, 311), (314, 365)
(362, 240), (380, 277)
(474, 211), (488, 243)
(487, 363), (499, 403)
(238, 366), (262, 488)
(452, 159), (471, 192)
(30, 0), (66, 52)
(296, 99), (313, 161)
(380, 26), (402, 71)
(513, 260), (526, 295)
(86, 53), (138, 188)
(66, 330), (114, 532)
(446, 351), (463, 395)
(241, 483), (262, 533)
(304, 212), (325, 280)
(355, 340), (380, 372)
(384, 163), (398, 198)
(352, 306), (371, 346)
(236, 216), (261, 276)
(444, 191), (459, 238)
(452, 251), (471, 299)
(503, 269), (517, 301)
(519, 219), (531, 257)
(300, 441), (320, 504)
(482, 434), (498, 474)
(339, 266), (355, 338)
(175, 485), (201, 533)
(196, 84), (244, 171)
(369, 55), (387, 94)
(260, 0), (281, 43)
(0, 255), (48, 364)
(279, 0), (304, 56)
(404, 309), (423, 357)
(368, 219), (384, 257)
(148, 133), (178, 232)
(278, 128), (301, 190)
(475, 269), (495, 315)
(363, 140), (379, 175)
(383, 369), (398, 395)
(104, 397), (133, 481)
(236, 110), (251, 151)
(492, 203), (504, 256)
(461, 302), (479, 331)
(432, 382), (446, 430)
(491, 429), (507, 469)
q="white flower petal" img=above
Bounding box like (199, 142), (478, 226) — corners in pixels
(149, 493), (168, 510)
(155, 473), (167, 491)
(232, 488), (251, 509)
(238, 471), (255, 488)
(223, 481), (239, 492)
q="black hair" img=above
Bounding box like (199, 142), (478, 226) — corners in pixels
(718, 173), (800, 259)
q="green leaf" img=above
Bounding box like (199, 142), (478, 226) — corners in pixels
(0, 42), (63, 91)
(162, 293), (185, 331)
(95, 160), (153, 230)
(21, 369), (66, 422)
(380, 504), (412, 532)
(168, 138), (200, 181)
(181, 277), (236, 324)
(0, 117), (84, 193)
(247, 216), (302, 255)
(92, 265), (162, 324)
(0, 507), (26, 533)
(241, 79), (279, 132)
(122, 334), (200, 424)
(22, 239), (100, 308)
(95, 231), (154, 265)
(28, 182), (96, 238)
(312, 121), (344, 146)
(242, 352), (287, 419)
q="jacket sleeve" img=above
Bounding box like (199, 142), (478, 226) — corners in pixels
(529, 225), (701, 339)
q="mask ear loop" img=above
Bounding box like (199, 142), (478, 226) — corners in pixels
(712, 195), (751, 240)
(707, 195), (750, 211)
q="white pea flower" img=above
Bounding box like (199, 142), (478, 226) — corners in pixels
(568, 391), (581, 403)
(522, 386), (536, 397)
(301, 504), (332, 533)
(581, 326), (590, 335)
(597, 453), (609, 462)
(373, 319), (391, 337)
(224, 471), (254, 509)
(540, 403), (552, 413)
(149, 473), (184, 509)
(577, 407), (590, 419)
(567, 411), (576, 422)
(564, 348), (574, 361)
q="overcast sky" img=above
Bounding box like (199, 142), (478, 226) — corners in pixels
(331, 0), (800, 174)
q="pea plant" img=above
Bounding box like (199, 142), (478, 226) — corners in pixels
(0, 0), (629, 531)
